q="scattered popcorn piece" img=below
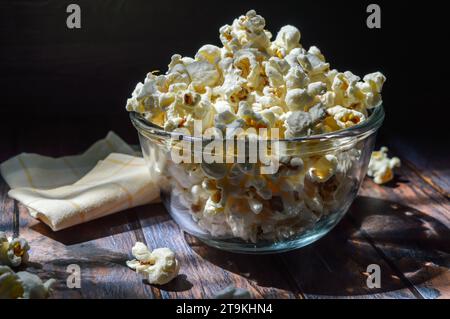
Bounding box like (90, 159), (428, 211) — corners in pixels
(0, 266), (55, 299)
(126, 242), (180, 285)
(0, 266), (23, 299)
(367, 147), (401, 184)
(213, 285), (252, 299)
(16, 271), (55, 299)
(0, 232), (30, 267)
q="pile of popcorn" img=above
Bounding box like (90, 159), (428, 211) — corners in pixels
(126, 10), (387, 242)
(1, 232), (55, 299)
(126, 10), (385, 138)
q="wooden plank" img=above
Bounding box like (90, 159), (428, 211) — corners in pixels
(1, 127), (447, 299)
(355, 161), (450, 299)
(280, 215), (417, 299)
(0, 177), (157, 298)
(388, 137), (449, 198)
(135, 203), (299, 299)
(0, 119), (156, 299)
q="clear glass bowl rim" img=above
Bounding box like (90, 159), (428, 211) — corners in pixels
(130, 104), (384, 142)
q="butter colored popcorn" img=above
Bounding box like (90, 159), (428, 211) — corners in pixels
(308, 155), (338, 183)
(272, 25), (301, 54)
(16, 271), (55, 299)
(126, 242), (180, 285)
(367, 147), (401, 184)
(127, 10), (386, 243)
(326, 106), (366, 129)
(0, 232), (30, 268)
(127, 9), (385, 138)
(0, 266), (23, 299)
(0, 266), (55, 299)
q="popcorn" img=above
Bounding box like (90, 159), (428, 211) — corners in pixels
(233, 49), (264, 89)
(195, 44), (222, 64)
(326, 105), (366, 129)
(272, 25), (301, 54)
(363, 72), (386, 93)
(213, 100), (234, 114)
(367, 147), (401, 184)
(130, 242), (152, 263)
(308, 155), (338, 183)
(16, 271), (55, 299)
(220, 10), (271, 53)
(237, 101), (269, 128)
(285, 89), (312, 111)
(0, 266), (23, 299)
(284, 104), (325, 137)
(264, 58), (286, 88)
(284, 66), (309, 90)
(297, 47), (330, 76)
(0, 266), (55, 299)
(216, 70), (247, 104)
(126, 242), (180, 285)
(127, 10), (384, 138)
(126, 10), (386, 243)
(0, 232), (30, 268)
(284, 110), (313, 136)
(185, 61), (220, 88)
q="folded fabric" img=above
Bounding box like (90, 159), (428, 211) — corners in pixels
(0, 132), (160, 231)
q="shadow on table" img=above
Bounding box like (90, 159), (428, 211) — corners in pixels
(30, 203), (169, 245)
(187, 196), (449, 298)
(143, 274), (194, 292)
(379, 174), (410, 188)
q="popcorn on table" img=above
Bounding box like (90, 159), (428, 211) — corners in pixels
(367, 147), (401, 184)
(126, 10), (387, 242)
(126, 242), (180, 285)
(0, 265), (55, 299)
(0, 231), (30, 267)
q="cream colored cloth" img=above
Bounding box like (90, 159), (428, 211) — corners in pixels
(0, 132), (160, 231)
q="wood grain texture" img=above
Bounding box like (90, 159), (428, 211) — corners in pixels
(0, 134), (448, 299)
(0, 0), (448, 299)
(388, 138), (449, 199)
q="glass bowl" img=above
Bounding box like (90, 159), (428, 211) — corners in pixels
(130, 105), (384, 253)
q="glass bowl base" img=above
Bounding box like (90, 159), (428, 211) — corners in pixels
(163, 191), (349, 254)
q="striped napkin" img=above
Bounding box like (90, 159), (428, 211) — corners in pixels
(0, 132), (160, 231)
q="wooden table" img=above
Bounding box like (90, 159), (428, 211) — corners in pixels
(0, 133), (449, 299)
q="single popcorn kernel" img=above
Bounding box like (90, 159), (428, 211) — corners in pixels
(367, 147), (401, 184)
(127, 242), (180, 285)
(308, 155), (338, 183)
(0, 232), (30, 268)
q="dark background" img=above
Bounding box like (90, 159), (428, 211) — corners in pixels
(0, 0), (448, 160)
